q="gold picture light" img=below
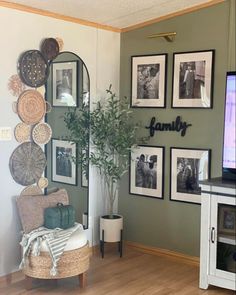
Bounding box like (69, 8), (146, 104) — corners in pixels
(148, 32), (177, 42)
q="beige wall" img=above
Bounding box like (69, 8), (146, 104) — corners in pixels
(0, 6), (120, 276)
(119, 1), (235, 256)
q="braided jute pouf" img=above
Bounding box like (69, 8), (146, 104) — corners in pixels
(24, 243), (90, 282)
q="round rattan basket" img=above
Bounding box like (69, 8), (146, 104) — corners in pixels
(18, 50), (49, 88)
(32, 122), (52, 145)
(41, 38), (59, 61)
(9, 142), (46, 186)
(17, 90), (46, 125)
(14, 122), (31, 143)
(23, 243), (90, 279)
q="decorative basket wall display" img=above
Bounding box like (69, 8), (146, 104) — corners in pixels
(41, 38), (59, 61)
(14, 122), (31, 143)
(9, 142), (47, 186)
(17, 90), (46, 125)
(32, 122), (52, 145)
(10, 37), (61, 191)
(18, 50), (49, 87)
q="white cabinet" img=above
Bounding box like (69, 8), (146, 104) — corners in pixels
(199, 177), (236, 291)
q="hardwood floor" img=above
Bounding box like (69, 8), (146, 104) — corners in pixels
(0, 245), (234, 295)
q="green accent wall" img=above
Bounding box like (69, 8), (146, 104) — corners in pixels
(119, 1), (235, 256)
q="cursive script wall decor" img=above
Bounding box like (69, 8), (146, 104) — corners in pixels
(146, 116), (192, 137)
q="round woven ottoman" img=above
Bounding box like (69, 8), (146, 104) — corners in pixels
(23, 229), (90, 289)
(24, 243), (90, 279)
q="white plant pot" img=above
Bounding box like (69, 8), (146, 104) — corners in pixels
(100, 214), (123, 242)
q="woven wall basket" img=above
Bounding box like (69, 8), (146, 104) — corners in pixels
(32, 122), (52, 145)
(17, 90), (46, 125)
(18, 50), (49, 88)
(14, 122), (31, 143)
(24, 243), (90, 279)
(9, 142), (46, 186)
(41, 38), (59, 61)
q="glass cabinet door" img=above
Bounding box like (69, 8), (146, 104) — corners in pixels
(216, 204), (236, 273)
(210, 195), (236, 279)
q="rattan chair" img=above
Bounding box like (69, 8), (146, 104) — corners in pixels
(16, 188), (90, 290)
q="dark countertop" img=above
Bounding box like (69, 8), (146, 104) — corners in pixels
(200, 177), (236, 189)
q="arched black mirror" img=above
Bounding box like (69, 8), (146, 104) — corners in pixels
(45, 51), (90, 229)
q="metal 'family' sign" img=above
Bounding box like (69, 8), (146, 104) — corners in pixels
(145, 116), (192, 137)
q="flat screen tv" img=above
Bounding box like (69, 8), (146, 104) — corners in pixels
(222, 71), (236, 181)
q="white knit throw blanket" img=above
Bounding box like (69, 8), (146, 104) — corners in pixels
(19, 223), (83, 276)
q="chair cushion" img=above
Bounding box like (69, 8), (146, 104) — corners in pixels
(32, 225), (88, 252)
(16, 188), (69, 233)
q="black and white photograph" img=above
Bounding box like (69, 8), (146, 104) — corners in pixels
(131, 54), (167, 108)
(170, 148), (211, 204)
(219, 205), (236, 236)
(172, 50), (214, 108)
(130, 145), (164, 199)
(52, 139), (77, 185)
(52, 61), (77, 107)
(176, 157), (201, 195)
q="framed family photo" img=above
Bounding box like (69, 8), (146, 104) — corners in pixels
(170, 148), (211, 204)
(172, 50), (215, 108)
(52, 61), (77, 107)
(52, 139), (77, 185)
(218, 205), (236, 236)
(131, 54), (167, 108)
(130, 145), (164, 199)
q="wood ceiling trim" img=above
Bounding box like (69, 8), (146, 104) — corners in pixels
(0, 0), (121, 32)
(121, 0), (226, 32)
(0, 0), (225, 33)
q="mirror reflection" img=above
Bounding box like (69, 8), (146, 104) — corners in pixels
(45, 51), (90, 229)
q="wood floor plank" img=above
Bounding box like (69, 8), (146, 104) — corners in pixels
(0, 246), (234, 294)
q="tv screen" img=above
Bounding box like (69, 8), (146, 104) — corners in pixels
(222, 71), (236, 181)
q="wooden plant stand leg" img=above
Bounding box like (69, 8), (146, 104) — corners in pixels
(24, 275), (33, 290)
(79, 272), (87, 288)
(119, 229), (123, 258)
(101, 229), (105, 258)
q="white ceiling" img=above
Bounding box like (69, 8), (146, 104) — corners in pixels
(5, 0), (214, 29)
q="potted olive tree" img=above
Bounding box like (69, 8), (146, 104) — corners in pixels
(64, 86), (146, 256)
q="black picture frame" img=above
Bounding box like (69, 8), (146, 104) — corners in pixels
(51, 138), (77, 186)
(172, 49), (215, 108)
(131, 54), (167, 108)
(52, 60), (78, 107)
(129, 145), (165, 199)
(170, 147), (211, 204)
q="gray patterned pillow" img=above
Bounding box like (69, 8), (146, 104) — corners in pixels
(16, 188), (69, 233)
